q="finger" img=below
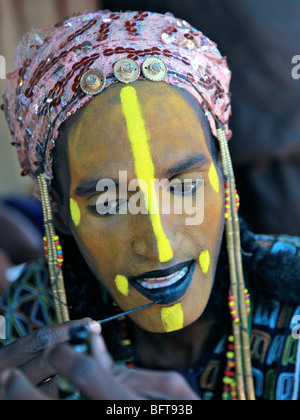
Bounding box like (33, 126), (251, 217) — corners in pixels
(20, 352), (56, 386)
(46, 344), (139, 400)
(113, 368), (199, 400)
(0, 369), (51, 400)
(38, 375), (60, 400)
(0, 319), (94, 371)
(20, 323), (101, 386)
(143, 371), (199, 400)
(89, 333), (114, 371)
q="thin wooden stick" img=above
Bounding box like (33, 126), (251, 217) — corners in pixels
(98, 300), (161, 324)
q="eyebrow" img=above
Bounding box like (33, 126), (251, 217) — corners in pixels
(75, 154), (209, 198)
(75, 177), (119, 198)
(161, 153), (209, 179)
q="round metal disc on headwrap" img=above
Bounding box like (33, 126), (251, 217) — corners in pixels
(142, 57), (167, 81)
(80, 69), (106, 95)
(113, 58), (140, 84)
(4, 10), (232, 183)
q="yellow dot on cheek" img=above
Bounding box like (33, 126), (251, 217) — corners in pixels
(208, 163), (220, 193)
(199, 250), (210, 274)
(161, 303), (184, 332)
(70, 198), (81, 226)
(115, 275), (129, 296)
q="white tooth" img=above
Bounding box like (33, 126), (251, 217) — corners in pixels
(140, 280), (152, 289)
(137, 265), (189, 289)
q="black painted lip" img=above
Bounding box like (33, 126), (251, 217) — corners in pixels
(128, 260), (196, 305)
(129, 260), (194, 282)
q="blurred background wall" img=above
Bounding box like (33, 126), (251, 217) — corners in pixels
(0, 0), (99, 197)
(103, 0), (300, 235)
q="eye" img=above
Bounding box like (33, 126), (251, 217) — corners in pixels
(88, 198), (128, 216)
(168, 179), (203, 195)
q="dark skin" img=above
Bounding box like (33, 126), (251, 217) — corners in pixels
(0, 319), (100, 399)
(0, 82), (224, 399)
(63, 81), (224, 368)
(132, 315), (218, 370)
(0, 329), (198, 400)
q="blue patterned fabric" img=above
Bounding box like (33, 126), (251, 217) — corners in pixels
(0, 259), (57, 347)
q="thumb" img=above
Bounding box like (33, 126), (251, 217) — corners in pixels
(0, 369), (51, 400)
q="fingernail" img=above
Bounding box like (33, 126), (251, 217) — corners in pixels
(88, 320), (101, 334)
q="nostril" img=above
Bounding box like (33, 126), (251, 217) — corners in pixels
(132, 238), (160, 261)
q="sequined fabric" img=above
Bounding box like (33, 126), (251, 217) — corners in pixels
(3, 10), (232, 183)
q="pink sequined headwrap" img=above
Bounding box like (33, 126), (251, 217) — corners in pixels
(3, 10), (232, 182)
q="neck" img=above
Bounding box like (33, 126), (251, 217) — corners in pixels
(132, 313), (221, 370)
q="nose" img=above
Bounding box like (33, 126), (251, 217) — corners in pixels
(132, 214), (183, 263)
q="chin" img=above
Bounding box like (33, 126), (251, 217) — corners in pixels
(128, 296), (207, 334)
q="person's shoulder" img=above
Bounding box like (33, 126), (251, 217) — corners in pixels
(0, 259), (58, 345)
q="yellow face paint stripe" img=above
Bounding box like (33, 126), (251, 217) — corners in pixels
(120, 85), (173, 263)
(199, 250), (210, 274)
(161, 303), (184, 332)
(208, 163), (220, 194)
(115, 275), (129, 296)
(70, 198), (81, 226)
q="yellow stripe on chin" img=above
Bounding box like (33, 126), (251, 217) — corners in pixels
(161, 303), (184, 332)
(120, 85), (173, 263)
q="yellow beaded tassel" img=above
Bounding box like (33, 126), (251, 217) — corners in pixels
(216, 123), (255, 400)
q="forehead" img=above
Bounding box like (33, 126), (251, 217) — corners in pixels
(68, 81), (211, 179)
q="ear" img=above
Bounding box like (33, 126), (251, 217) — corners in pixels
(50, 188), (72, 235)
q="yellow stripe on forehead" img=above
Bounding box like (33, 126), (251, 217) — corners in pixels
(120, 85), (173, 263)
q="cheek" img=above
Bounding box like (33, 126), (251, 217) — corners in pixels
(208, 162), (220, 194)
(205, 163), (224, 237)
(115, 275), (129, 296)
(199, 250), (210, 274)
(69, 201), (124, 287)
(199, 170), (224, 271)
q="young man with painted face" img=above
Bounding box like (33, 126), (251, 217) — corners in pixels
(1, 11), (300, 400)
